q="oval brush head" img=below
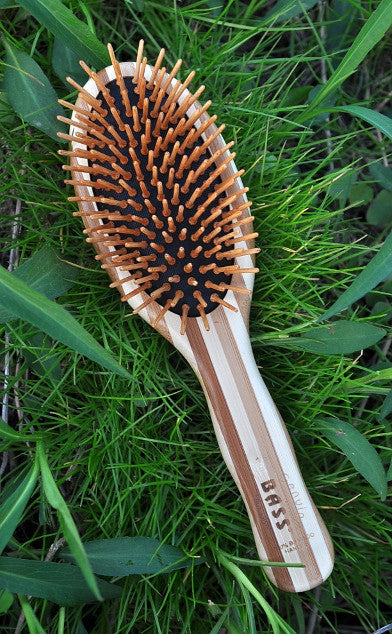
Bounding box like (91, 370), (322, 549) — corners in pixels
(58, 41), (259, 334)
(59, 42), (334, 593)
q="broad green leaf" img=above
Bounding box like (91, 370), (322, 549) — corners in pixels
(17, 0), (109, 68)
(369, 163), (392, 193)
(52, 37), (89, 87)
(326, 0), (358, 68)
(12, 246), (78, 296)
(3, 40), (65, 141)
(387, 458), (392, 481)
(379, 389), (392, 420)
(303, 0), (392, 118)
(273, 321), (385, 355)
(280, 86), (312, 108)
(306, 85), (338, 125)
(61, 537), (204, 577)
(365, 281), (392, 308)
(125, 0), (144, 10)
(349, 183), (373, 206)
(264, 0), (318, 24)
(18, 595), (46, 634)
(75, 621), (89, 634)
(0, 459), (39, 555)
(18, 329), (63, 381)
(319, 418), (387, 500)
(0, 470), (31, 506)
(0, 265), (130, 379)
(367, 190), (392, 227)
(205, 0), (221, 18)
(0, 245), (79, 324)
(0, 90), (15, 124)
(37, 443), (102, 602)
(327, 170), (357, 206)
(340, 106), (392, 141)
(370, 301), (392, 322)
(0, 0), (14, 9)
(0, 589), (13, 614)
(0, 418), (42, 443)
(0, 558), (121, 606)
(255, 153), (277, 174)
(320, 231), (392, 321)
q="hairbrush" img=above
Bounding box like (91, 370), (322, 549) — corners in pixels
(58, 41), (334, 592)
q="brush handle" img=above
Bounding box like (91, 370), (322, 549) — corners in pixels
(185, 312), (334, 592)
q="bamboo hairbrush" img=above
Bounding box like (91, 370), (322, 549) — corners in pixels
(58, 41), (334, 593)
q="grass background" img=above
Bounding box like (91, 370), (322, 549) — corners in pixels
(1, 0), (392, 632)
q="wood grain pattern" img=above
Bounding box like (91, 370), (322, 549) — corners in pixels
(60, 44), (334, 592)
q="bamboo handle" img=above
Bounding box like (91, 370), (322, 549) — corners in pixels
(185, 315), (334, 592)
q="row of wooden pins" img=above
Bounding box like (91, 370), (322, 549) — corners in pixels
(59, 105), (225, 185)
(65, 171), (257, 263)
(63, 44), (216, 167)
(61, 152), (246, 228)
(68, 190), (256, 251)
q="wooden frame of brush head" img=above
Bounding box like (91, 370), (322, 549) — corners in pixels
(59, 42), (259, 342)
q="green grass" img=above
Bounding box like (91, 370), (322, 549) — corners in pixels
(1, 0), (392, 632)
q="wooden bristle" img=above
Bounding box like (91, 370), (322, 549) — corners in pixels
(60, 43), (259, 332)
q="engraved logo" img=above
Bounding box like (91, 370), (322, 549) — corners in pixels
(260, 479), (291, 531)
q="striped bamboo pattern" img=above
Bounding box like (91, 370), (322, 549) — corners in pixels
(59, 42), (334, 592)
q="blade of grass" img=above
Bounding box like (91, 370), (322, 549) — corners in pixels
(16, 0), (109, 67)
(343, 367), (392, 394)
(319, 231), (392, 321)
(0, 264), (130, 378)
(37, 442), (103, 602)
(299, 0), (392, 119)
(340, 106), (392, 141)
(0, 458), (39, 555)
(0, 589), (13, 614)
(217, 552), (297, 634)
(18, 595), (46, 634)
(0, 418), (42, 442)
(0, 558), (121, 605)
